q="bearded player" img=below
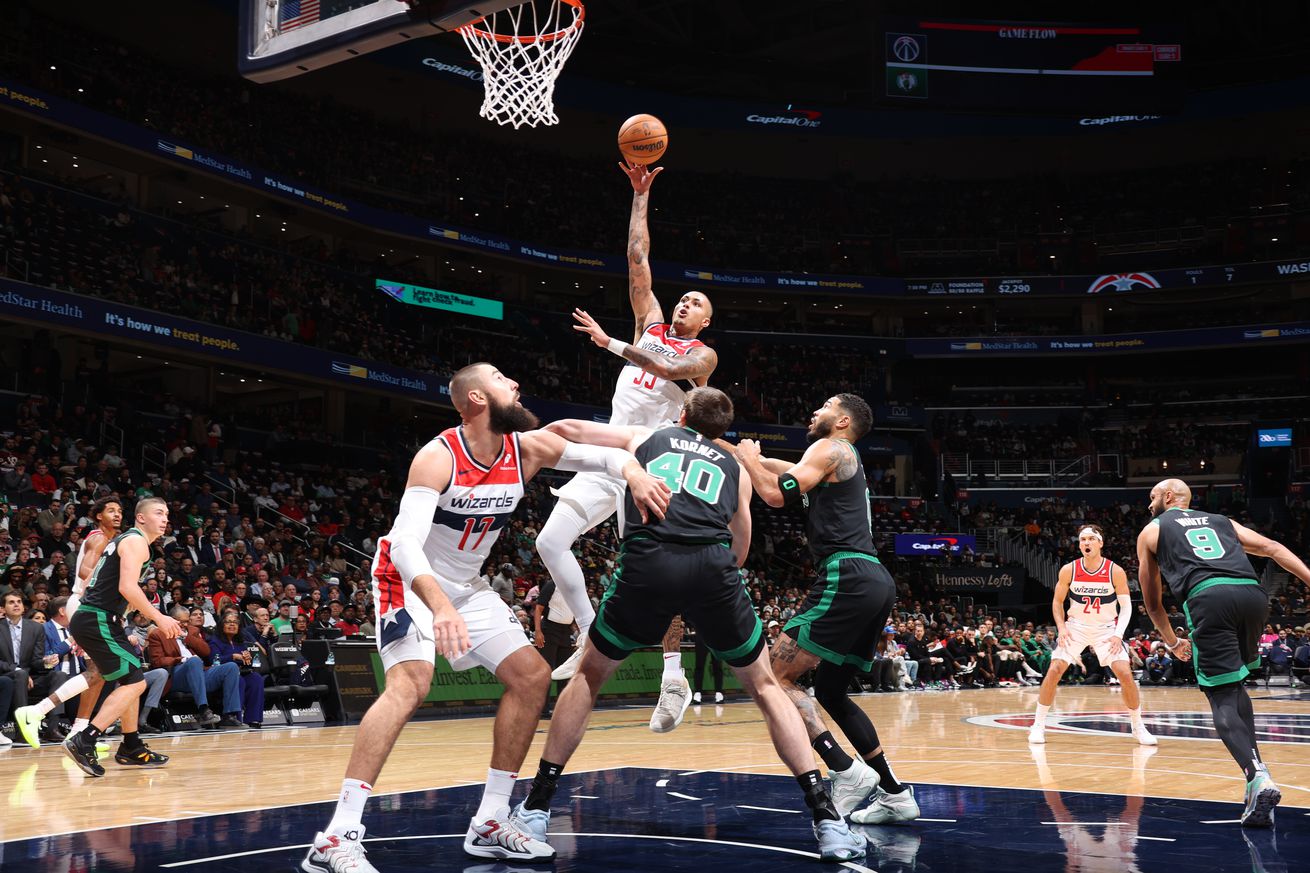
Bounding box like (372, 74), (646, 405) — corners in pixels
(13, 496), (120, 750)
(538, 159), (717, 735)
(302, 363), (670, 873)
(1029, 524), (1156, 746)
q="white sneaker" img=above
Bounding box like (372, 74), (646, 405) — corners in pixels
(829, 760), (880, 817)
(0, 731), (12, 747)
(302, 825), (378, 873)
(464, 808), (556, 860)
(714, 691), (724, 704)
(550, 644), (585, 681)
(1133, 724), (1158, 746)
(692, 691), (702, 704)
(1028, 723), (1046, 744)
(649, 675), (691, 733)
(850, 786), (920, 825)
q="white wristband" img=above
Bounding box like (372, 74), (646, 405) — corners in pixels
(1167, 638), (1185, 652)
(606, 338), (629, 357)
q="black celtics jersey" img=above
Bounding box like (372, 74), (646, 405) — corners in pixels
(1153, 508), (1257, 602)
(80, 528), (151, 616)
(622, 426), (739, 544)
(804, 440), (876, 565)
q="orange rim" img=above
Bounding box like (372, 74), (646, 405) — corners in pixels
(459, 0), (584, 45)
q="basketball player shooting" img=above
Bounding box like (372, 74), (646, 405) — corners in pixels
(1029, 524), (1156, 746)
(536, 159), (717, 735)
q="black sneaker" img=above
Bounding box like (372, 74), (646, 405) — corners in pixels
(115, 744), (169, 767)
(196, 706), (221, 727)
(216, 716), (244, 729)
(63, 733), (105, 777)
(138, 723), (162, 735)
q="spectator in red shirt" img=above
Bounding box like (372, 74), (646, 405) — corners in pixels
(336, 604), (361, 636)
(30, 463), (56, 497)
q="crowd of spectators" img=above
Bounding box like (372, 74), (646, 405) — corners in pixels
(4, 7), (1309, 278)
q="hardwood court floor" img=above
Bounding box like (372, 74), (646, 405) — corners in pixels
(4, 685), (1308, 843)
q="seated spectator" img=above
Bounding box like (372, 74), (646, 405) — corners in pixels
(145, 606), (240, 728)
(209, 614), (266, 729)
(1144, 646), (1173, 685)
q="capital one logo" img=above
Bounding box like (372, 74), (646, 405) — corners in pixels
(1087, 272), (1161, 293)
(892, 35), (921, 62)
(913, 537), (961, 552)
(745, 108), (823, 128)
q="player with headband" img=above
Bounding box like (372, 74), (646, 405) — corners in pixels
(1029, 524), (1156, 746)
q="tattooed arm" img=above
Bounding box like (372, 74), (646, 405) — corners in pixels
(572, 309), (718, 383)
(619, 161), (665, 341)
(735, 437), (857, 508)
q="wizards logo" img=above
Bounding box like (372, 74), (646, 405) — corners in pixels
(1086, 272), (1161, 293)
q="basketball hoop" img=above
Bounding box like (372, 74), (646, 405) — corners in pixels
(458, 0), (584, 129)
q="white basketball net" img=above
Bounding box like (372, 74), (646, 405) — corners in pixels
(458, 0), (585, 129)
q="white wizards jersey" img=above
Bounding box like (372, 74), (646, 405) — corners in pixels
(374, 427), (525, 610)
(1066, 557), (1118, 627)
(610, 323), (706, 428)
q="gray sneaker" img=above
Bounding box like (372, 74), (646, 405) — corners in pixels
(1241, 767), (1281, 828)
(814, 817), (867, 862)
(850, 786), (920, 825)
(509, 800), (551, 843)
(829, 760), (879, 818)
(649, 675), (691, 733)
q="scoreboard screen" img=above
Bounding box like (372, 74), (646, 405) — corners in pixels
(883, 19), (1183, 114)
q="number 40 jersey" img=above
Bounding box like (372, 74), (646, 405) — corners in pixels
(622, 426), (739, 543)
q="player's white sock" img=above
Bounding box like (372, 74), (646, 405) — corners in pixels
(1034, 703), (1051, 724)
(662, 652), (684, 681)
(1128, 706), (1144, 728)
(54, 673), (89, 705)
(326, 778), (373, 835)
(475, 767), (518, 821)
(70, 717), (90, 734)
(536, 502), (598, 628)
(30, 697), (56, 717)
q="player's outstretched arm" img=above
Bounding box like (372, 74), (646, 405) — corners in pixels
(727, 464), (753, 568)
(1135, 523), (1186, 656)
(736, 437), (851, 507)
(390, 442), (471, 660)
(715, 437), (792, 475)
(541, 418), (650, 451)
(620, 160), (665, 340)
(1109, 564), (1133, 654)
(572, 308), (718, 381)
(519, 429), (670, 522)
(1231, 520), (1310, 584)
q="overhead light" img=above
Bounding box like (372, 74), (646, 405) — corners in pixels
(49, 65), (56, 70)
(1271, 237), (1279, 242)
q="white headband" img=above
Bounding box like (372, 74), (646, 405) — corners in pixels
(1078, 526), (1103, 542)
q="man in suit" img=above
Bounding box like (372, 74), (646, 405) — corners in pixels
(0, 590), (67, 742)
(201, 530), (225, 570)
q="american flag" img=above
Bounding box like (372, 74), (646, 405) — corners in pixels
(280, 0), (321, 32)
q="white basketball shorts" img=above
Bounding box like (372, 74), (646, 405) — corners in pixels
(549, 471), (626, 532)
(376, 586), (530, 674)
(1052, 623), (1128, 667)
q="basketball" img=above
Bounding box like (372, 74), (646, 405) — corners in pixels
(617, 113), (669, 165)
